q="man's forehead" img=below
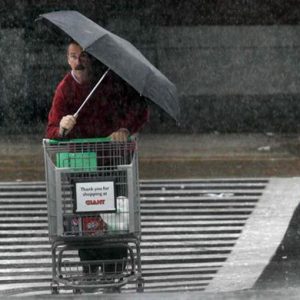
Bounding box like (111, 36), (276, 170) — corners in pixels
(68, 43), (83, 53)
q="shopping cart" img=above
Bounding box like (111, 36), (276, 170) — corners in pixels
(43, 137), (144, 294)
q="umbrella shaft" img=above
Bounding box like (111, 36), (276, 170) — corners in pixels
(74, 68), (110, 118)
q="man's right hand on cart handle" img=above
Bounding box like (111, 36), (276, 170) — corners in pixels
(59, 115), (130, 141)
(109, 128), (130, 142)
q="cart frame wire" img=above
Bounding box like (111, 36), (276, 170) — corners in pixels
(43, 137), (144, 294)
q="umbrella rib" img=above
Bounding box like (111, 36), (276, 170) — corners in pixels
(86, 32), (151, 70)
(83, 32), (109, 50)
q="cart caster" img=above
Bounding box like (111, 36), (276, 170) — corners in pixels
(136, 278), (144, 293)
(51, 283), (59, 294)
(73, 288), (82, 294)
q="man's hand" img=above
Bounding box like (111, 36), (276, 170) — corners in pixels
(59, 115), (76, 136)
(109, 128), (130, 142)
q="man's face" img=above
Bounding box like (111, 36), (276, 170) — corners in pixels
(67, 43), (91, 76)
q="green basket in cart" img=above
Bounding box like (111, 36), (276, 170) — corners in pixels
(56, 152), (97, 170)
(50, 137), (133, 170)
(50, 137), (112, 170)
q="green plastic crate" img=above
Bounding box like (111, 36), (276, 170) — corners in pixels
(56, 152), (97, 170)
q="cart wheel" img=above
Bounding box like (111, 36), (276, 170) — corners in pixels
(136, 278), (144, 293)
(73, 288), (82, 294)
(51, 285), (59, 295)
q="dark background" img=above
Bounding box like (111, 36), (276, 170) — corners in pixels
(1, 0), (300, 134)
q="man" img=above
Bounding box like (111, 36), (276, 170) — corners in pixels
(46, 40), (149, 140)
(46, 40), (149, 291)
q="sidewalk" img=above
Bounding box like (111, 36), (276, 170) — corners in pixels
(22, 287), (300, 300)
(138, 133), (300, 179)
(1, 133), (300, 181)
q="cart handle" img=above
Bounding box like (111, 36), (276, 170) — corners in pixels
(47, 136), (134, 145)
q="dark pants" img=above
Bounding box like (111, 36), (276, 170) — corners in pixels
(79, 246), (127, 274)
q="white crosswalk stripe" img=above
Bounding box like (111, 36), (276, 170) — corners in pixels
(0, 179), (266, 296)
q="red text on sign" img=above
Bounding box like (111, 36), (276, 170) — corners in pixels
(86, 199), (105, 205)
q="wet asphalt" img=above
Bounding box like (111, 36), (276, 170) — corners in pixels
(2, 132), (300, 299)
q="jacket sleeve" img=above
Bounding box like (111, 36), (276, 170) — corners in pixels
(45, 86), (68, 139)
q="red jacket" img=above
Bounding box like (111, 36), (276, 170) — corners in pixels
(46, 72), (149, 139)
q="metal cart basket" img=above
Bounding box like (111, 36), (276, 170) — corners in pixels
(43, 137), (144, 294)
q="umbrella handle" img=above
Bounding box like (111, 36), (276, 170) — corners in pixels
(61, 127), (68, 137)
(61, 118), (76, 137)
(60, 114), (78, 137)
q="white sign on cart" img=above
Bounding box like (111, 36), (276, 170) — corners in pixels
(75, 181), (116, 212)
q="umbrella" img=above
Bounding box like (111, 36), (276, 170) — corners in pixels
(37, 10), (180, 122)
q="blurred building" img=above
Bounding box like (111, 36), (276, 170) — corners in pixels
(1, 0), (300, 133)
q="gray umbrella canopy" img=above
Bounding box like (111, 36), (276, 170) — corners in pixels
(38, 10), (180, 122)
